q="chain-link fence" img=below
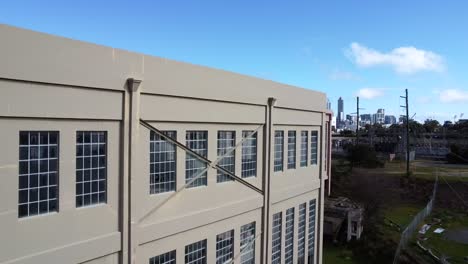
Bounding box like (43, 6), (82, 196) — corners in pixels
(392, 172), (439, 264)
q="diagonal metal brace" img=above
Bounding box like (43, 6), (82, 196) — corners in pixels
(140, 119), (264, 194)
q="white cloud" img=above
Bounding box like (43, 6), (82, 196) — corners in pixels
(347, 42), (445, 74)
(356, 88), (385, 99)
(439, 89), (468, 103)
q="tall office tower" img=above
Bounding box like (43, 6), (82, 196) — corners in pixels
(376, 108), (385, 124)
(337, 97), (344, 128)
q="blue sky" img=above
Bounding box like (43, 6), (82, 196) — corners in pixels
(1, 0), (467, 122)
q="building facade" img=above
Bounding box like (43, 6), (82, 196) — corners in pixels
(0, 25), (331, 264)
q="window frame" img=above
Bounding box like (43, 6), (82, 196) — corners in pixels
(76, 131), (108, 208)
(273, 131), (284, 172)
(287, 131), (296, 169)
(150, 130), (177, 194)
(185, 131), (209, 188)
(18, 131), (60, 218)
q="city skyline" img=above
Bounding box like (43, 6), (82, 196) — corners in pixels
(1, 1), (467, 123)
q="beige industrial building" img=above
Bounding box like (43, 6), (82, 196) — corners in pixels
(0, 25), (331, 264)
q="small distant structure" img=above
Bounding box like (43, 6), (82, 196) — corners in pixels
(324, 197), (364, 242)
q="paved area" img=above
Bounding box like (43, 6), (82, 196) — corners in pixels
(444, 228), (468, 245)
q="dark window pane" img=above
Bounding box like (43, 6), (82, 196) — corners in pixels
(84, 133), (91, 143)
(39, 187), (48, 200)
(77, 132), (83, 143)
(84, 145), (91, 156)
(20, 132), (29, 145)
(49, 160), (57, 171)
(49, 173), (57, 185)
(29, 203), (38, 215)
(30, 147), (38, 159)
(30, 161), (38, 173)
(76, 157), (83, 169)
(30, 132), (39, 145)
(39, 201), (48, 213)
(49, 146), (57, 158)
(76, 183), (83, 195)
(49, 133), (58, 144)
(84, 170), (90, 181)
(19, 190), (28, 203)
(18, 204), (28, 217)
(19, 161), (28, 175)
(49, 199), (57, 211)
(19, 176), (28, 189)
(29, 189), (38, 202)
(30, 174), (38, 188)
(19, 147), (28, 160)
(40, 133), (49, 145)
(49, 186), (56, 199)
(40, 160), (48, 173)
(39, 173), (48, 186)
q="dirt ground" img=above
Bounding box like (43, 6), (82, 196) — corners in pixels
(333, 160), (468, 212)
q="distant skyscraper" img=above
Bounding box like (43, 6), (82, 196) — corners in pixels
(337, 97), (344, 128)
(376, 109), (385, 124)
(385, 115), (397, 125)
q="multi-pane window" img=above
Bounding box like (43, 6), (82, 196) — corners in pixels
(76, 131), (107, 207)
(149, 250), (176, 264)
(298, 203), (307, 264)
(285, 207), (295, 264)
(241, 131), (257, 178)
(308, 200), (317, 264)
(217, 131), (235, 183)
(325, 122), (330, 171)
(216, 230), (234, 264)
(300, 131), (308, 167)
(274, 131), (284, 172)
(310, 131), (318, 165)
(240, 222), (256, 264)
(287, 131), (296, 169)
(272, 212), (282, 264)
(18, 131), (59, 217)
(186, 131), (208, 188)
(185, 239), (207, 264)
(150, 131), (177, 194)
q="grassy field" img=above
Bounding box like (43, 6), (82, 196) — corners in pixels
(323, 243), (357, 264)
(385, 160), (468, 182)
(419, 211), (468, 263)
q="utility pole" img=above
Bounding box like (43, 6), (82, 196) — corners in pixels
(351, 97), (364, 145)
(400, 89), (410, 177)
(356, 96), (360, 144)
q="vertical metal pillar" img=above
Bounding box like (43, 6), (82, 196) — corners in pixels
(127, 78), (141, 264)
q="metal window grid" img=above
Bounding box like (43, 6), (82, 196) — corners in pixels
(217, 131), (236, 183)
(18, 131), (59, 218)
(297, 203), (307, 264)
(310, 131), (318, 165)
(285, 207), (295, 264)
(76, 131), (107, 207)
(274, 131), (284, 172)
(150, 131), (177, 194)
(308, 200), (317, 264)
(185, 131), (208, 188)
(241, 131), (257, 178)
(149, 250), (176, 264)
(216, 230), (234, 264)
(271, 212), (282, 264)
(240, 222), (256, 264)
(300, 131), (308, 167)
(287, 131), (296, 169)
(185, 239), (207, 264)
